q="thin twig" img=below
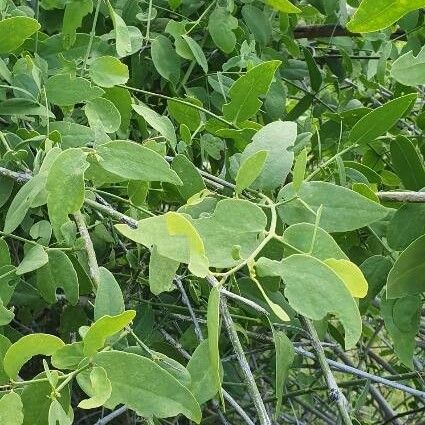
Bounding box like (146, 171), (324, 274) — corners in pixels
(159, 326), (257, 425)
(295, 347), (425, 399)
(95, 406), (128, 425)
(377, 191), (425, 203)
(84, 198), (138, 228)
(0, 167), (31, 183)
(301, 317), (353, 425)
(174, 277), (204, 341)
(222, 389), (256, 425)
(219, 292), (272, 425)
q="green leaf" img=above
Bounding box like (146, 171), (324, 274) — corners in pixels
(36, 250), (79, 304)
(132, 103), (177, 148)
(84, 98), (121, 133)
(96, 140), (181, 184)
(46, 149), (89, 240)
(0, 99), (53, 117)
(208, 7), (238, 54)
(0, 239), (10, 268)
(46, 74), (104, 106)
(240, 121), (296, 191)
(149, 246), (179, 295)
(285, 94), (313, 121)
(21, 372), (70, 425)
(146, 351), (191, 387)
(391, 46), (425, 87)
(167, 98), (202, 132)
(242, 5), (272, 47)
(95, 351), (201, 422)
(83, 310), (136, 356)
(192, 199), (267, 268)
(277, 181), (390, 232)
(0, 17), (40, 53)
(302, 47), (322, 92)
(117, 199), (267, 269)
(273, 331), (294, 415)
(62, 0), (93, 49)
(166, 212), (209, 277)
(207, 286), (222, 405)
(223, 61), (281, 124)
(3, 334), (64, 379)
(387, 234), (425, 298)
(171, 155), (206, 200)
(324, 259), (368, 298)
(253, 278), (290, 321)
(94, 267), (124, 320)
(48, 400), (71, 425)
(0, 300), (13, 327)
(359, 256), (392, 314)
(390, 136), (425, 191)
(381, 295), (421, 368)
(283, 223), (348, 260)
(106, 0), (132, 57)
(89, 56), (129, 88)
(347, 0), (425, 33)
(265, 0), (301, 13)
(4, 175), (45, 234)
(349, 94), (417, 145)
(257, 254), (362, 349)
(236, 150), (268, 194)
(77, 366), (112, 409)
(0, 177), (13, 208)
(51, 342), (85, 370)
(49, 122), (94, 149)
(104, 86), (132, 132)
(16, 244), (48, 275)
(292, 148), (308, 192)
(181, 35), (208, 73)
(151, 35), (181, 85)
(0, 391), (24, 425)
(0, 335), (11, 385)
(345, 162), (381, 184)
(187, 339), (222, 405)
(387, 203), (425, 250)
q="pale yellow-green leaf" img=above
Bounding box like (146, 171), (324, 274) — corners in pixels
(4, 334), (65, 379)
(166, 212), (209, 277)
(347, 0), (425, 33)
(48, 400), (71, 425)
(292, 148), (308, 192)
(235, 150), (268, 194)
(83, 310), (136, 357)
(0, 391), (24, 425)
(0, 17), (40, 53)
(77, 366), (112, 409)
(265, 0), (301, 13)
(253, 278), (290, 321)
(324, 259), (368, 298)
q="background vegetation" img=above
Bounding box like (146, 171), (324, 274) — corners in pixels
(0, 0), (425, 424)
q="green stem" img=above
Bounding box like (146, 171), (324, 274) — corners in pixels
(144, 0), (153, 45)
(213, 196), (276, 281)
(81, 0), (102, 75)
(92, 189), (155, 217)
(120, 85), (236, 128)
(305, 145), (357, 182)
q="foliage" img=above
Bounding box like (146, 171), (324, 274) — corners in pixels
(0, 0), (424, 424)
